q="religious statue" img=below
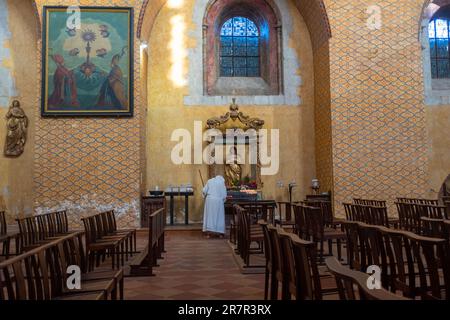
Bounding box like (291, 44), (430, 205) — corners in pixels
(4, 100), (28, 157)
(225, 146), (242, 187)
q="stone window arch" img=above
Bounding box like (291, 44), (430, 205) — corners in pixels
(203, 0), (282, 96)
(421, 1), (450, 104)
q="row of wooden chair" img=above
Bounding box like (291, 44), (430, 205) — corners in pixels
(81, 211), (136, 271)
(16, 210), (71, 253)
(342, 220), (450, 300)
(0, 232), (124, 300)
(260, 221), (336, 300)
(343, 203), (395, 228)
(229, 201), (277, 245)
(395, 201), (448, 234)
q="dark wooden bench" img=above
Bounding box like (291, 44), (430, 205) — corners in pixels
(129, 208), (165, 276)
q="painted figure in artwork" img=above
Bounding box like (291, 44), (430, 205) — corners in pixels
(4, 100), (28, 157)
(97, 47), (128, 109)
(48, 54), (79, 108)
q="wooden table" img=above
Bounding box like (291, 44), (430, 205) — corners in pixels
(165, 188), (194, 225)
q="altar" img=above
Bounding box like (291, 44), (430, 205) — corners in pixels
(205, 99), (265, 196)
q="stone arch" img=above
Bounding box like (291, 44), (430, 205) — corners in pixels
(137, 0), (332, 48)
(31, 0), (41, 38)
(138, 0), (334, 198)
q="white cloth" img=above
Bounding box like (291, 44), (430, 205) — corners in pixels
(202, 176), (227, 234)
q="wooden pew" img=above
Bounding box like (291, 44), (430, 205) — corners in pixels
(129, 208), (165, 276)
(0, 232), (123, 300)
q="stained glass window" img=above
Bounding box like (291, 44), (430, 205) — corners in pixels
(220, 17), (260, 77)
(429, 18), (450, 78)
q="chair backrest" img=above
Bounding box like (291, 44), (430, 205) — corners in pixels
(16, 216), (40, 250)
(277, 202), (293, 222)
(305, 194), (331, 202)
(380, 227), (450, 299)
(341, 220), (364, 271)
(290, 233), (322, 300)
(304, 205), (324, 241)
(397, 198), (439, 205)
(325, 257), (408, 300)
(55, 210), (69, 234)
(344, 203), (389, 227)
(353, 198), (387, 207)
(278, 230), (297, 299)
(293, 204), (306, 239)
(0, 211), (6, 236)
(259, 221), (272, 269)
(421, 217), (446, 238)
(267, 225), (283, 280)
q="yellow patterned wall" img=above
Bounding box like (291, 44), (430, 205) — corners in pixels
(144, 0), (318, 222)
(33, 0), (145, 228)
(324, 0), (429, 215)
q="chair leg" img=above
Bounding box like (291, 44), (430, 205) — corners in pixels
(264, 268), (269, 300)
(337, 239), (342, 261)
(328, 239), (333, 256)
(270, 276), (278, 300)
(320, 240), (324, 263)
(119, 276), (124, 300)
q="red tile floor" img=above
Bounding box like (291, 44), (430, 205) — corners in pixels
(124, 231), (266, 300)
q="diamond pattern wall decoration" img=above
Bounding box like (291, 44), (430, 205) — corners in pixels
(324, 0), (429, 216)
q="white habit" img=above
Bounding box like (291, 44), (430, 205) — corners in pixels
(202, 176), (227, 234)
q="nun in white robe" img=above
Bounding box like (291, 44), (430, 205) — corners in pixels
(202, 176), (227, 235)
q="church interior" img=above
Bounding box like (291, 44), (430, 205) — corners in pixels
(1, 0), (450, 304)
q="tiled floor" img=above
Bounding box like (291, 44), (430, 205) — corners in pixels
(124, 231), (266, 300)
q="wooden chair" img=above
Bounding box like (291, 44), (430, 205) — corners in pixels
(304, 205), (345, 262)
(293, 204), (308, 239)
(259, 221), (273, 300)
(380, 227), (450, 299)
(325, 257), (408, 300)
(266, 225), (285, 300)
(0, 232), (118, 300)
(81, 216), (122, 271)
(276, 202), (295, 229)
(235, 205), (264, 267)
(290, 232), (337, 300)
(104, 210), (136, 255)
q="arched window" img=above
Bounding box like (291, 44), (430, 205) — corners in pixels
(429, 7), (450, 78)
(203, 0), (281, 96)
(219, 17), (260, 77)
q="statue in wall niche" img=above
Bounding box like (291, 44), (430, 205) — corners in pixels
(225, 146), (242, 187)
(4, 100), (28, 157)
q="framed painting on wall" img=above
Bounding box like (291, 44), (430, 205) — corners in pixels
(41, 6), (134, 117)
